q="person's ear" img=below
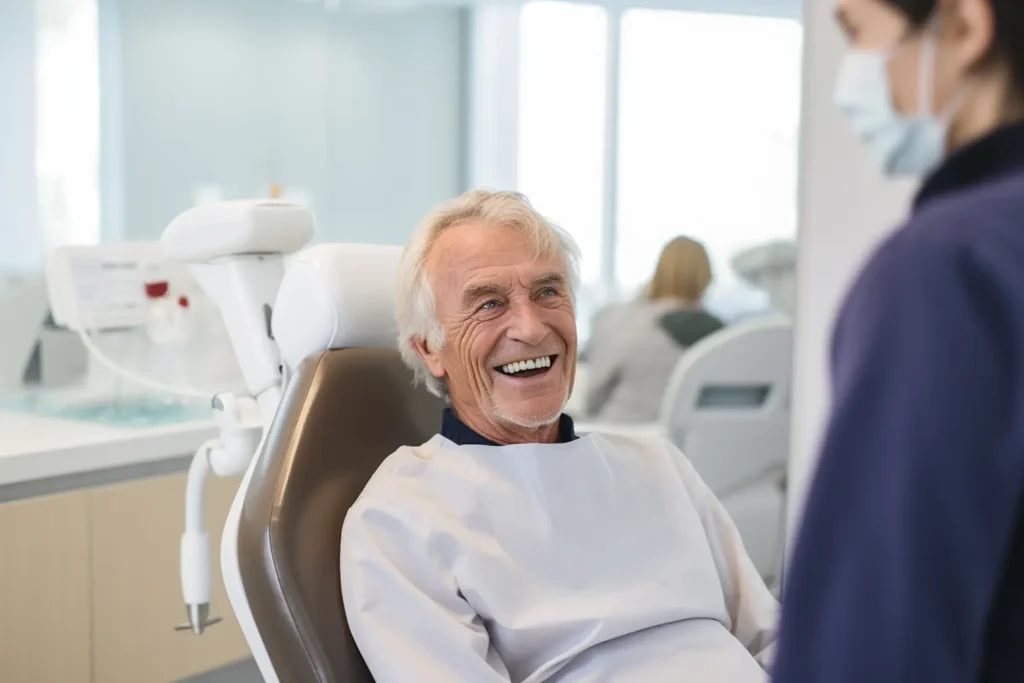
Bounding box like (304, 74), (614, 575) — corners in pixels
(944, 0), (996, 73)
(411, 336), (446, 380)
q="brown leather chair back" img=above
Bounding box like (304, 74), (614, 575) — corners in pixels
(236, 348), (444, 682)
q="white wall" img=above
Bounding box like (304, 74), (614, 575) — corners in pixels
(786, 0), (917, 542)
(0, 0), (41, 273)
(111, 0), (464, 245)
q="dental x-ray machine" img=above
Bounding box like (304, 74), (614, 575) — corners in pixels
(48, 197), (405, 682)
(46, 200), (315, 643)
(160, 200), (316, 637)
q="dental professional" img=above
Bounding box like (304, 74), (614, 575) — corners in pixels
(772, 1), (1024, 682)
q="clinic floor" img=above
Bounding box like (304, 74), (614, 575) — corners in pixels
(180, 659), (261, 683)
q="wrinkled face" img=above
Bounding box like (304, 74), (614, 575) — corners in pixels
(414, 221), (577, 438)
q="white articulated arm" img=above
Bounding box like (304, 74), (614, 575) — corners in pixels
(176, 393), (263, 634)
(161, 199), (314, 635)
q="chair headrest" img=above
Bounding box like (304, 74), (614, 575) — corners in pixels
(271, 243), (402, 369)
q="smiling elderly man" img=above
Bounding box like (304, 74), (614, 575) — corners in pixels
(339, 189), (778, 682)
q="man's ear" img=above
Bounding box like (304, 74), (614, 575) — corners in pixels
(411, 336), (446, 379)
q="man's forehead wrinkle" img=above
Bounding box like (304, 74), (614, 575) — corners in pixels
(426, 225), (567, 307)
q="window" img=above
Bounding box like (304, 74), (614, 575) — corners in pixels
(509, 2), (803, 331)
(517, 1), (608, 339)
(36, 0), (101, 251)
(615, 10), (802, 319)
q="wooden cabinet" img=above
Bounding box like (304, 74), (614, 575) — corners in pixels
(0, 491), (92, 683)
(90, 472), (249, 683)
(0, 471), (248, 683)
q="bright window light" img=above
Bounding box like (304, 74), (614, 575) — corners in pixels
(615, 10), (803, 319)
(517, 1), (608, 337)
(36, 0), (101, 250)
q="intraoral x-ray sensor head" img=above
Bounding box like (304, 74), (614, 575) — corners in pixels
(162, 199), (315, 263)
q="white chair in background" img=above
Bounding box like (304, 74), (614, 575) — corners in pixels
(659, 315), (791, 584)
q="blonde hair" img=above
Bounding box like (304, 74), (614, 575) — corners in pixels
(394, 189), (581, 398)
(647, 236), (712, 303)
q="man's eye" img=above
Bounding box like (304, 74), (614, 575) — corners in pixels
(539, 287), (558, 297)
(480, 300), (500, 310)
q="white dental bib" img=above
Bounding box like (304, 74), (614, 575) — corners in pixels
(340, 431), (777, 683)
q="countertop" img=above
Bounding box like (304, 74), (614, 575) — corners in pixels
(0, 411), (217, 487)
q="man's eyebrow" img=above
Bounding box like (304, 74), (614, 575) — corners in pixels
(462, 283), (505, 307)
(534, 272), (567, 287)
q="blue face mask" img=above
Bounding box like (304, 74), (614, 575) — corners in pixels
(834, 28), (963, 177)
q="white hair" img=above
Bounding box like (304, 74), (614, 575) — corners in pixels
(395, 189), (581, 398)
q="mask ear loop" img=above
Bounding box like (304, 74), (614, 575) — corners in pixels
(919, 14), (971, 123)
(918, 28), (938, 118)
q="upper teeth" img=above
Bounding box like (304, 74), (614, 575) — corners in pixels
(501, 356), (553, 375)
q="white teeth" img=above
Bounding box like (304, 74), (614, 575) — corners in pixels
(499, 355), (553, 375)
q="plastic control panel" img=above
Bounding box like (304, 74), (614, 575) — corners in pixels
(46, 242), (164, 331)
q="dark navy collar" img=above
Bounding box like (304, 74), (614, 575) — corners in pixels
(440, 407), (578, 446)
(915, 121), (1024, 210)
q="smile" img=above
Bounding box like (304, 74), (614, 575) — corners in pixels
(495, 355), (556, 378)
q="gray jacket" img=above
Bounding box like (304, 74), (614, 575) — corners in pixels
(582, 301), (723, 423)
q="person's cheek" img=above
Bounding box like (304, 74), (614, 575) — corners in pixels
(888, 48), (920, 115)
(460, 319), (493, 399)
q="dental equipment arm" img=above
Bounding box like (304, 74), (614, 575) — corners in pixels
(161, 200), (314, 634)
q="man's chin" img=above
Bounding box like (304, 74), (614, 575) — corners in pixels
(496, 409), (561, 431)
(491, 395), (567, 431)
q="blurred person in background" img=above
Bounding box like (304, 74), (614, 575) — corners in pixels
(582, 236), (723, 422)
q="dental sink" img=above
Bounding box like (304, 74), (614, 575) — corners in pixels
(0, 392), (213, 428)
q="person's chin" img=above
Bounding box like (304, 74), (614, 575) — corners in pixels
(487, 364), (569, 428)
(492, 395), (566, 430)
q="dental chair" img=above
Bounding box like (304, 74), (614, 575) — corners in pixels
(659, 316), (792, 585)
(161, 198), (789, 680)
(217, 243), (444, 682)
(157, 201), (443, 682)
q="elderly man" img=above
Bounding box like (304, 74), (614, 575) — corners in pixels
(339, 189), (778, 682)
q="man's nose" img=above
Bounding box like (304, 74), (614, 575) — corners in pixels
(506, 300), (548, 346)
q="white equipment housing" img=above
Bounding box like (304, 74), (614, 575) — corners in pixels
(162, 199), (314, 264)
(164, 199), (316, 417)
(46, 242), (164, 331)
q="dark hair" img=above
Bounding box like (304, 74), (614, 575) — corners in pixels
(883, 0), (1024, 98)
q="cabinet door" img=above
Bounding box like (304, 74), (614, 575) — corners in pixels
(0, 491), (91, 683)
(90, 472), (250, 683)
